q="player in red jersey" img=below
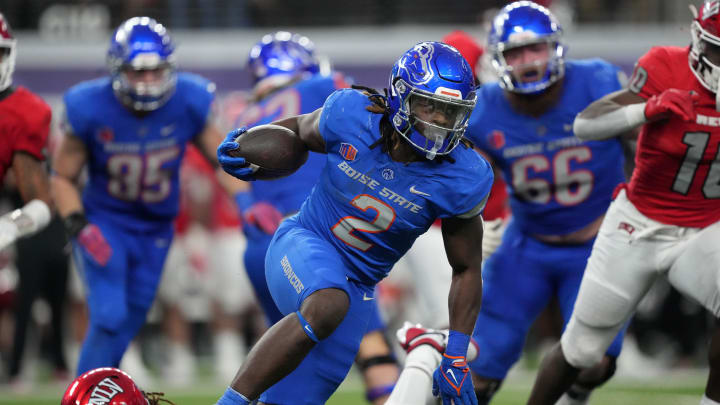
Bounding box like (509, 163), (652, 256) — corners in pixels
(526, 2), (720, 404)
(0, 12), (51, 250)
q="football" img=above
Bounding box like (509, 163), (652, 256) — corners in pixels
(229, 125), (309, 179)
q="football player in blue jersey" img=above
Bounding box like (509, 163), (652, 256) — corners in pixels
(50, 16), (243, 376)
(214, 41), (493, 405)
(462, 2), (633, 404)
(232, 31), (399, 405)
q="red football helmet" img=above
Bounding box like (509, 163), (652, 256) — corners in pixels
(690, 0), (720, 93)
(61, 367), (148, 405)
(0, 13), (14, 92)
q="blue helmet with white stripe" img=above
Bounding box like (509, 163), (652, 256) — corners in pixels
(488, 1), (565, 94)
(107, 17), (176, 111)
(387, 42), (477, 160)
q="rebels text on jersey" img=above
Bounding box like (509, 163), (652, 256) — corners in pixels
(627, 46), (720, 227)
(297, 89), (493, 285)
(63, 73), (215, 230)
(0, 87), (51, 179)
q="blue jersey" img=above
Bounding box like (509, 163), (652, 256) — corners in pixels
(235, 74), (342, 214)
(466, 59), (625, 235)
(64, 73), (214, 230)
(297, 89), (493, 285)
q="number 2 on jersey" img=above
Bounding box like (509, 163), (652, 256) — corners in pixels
(332, 194), (396, 251)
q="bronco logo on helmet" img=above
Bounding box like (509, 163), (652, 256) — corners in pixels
(399, 43), (435, 85)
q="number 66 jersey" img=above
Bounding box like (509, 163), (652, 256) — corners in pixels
(62, 73), (215, 230)
(295, 89), (493, 285)
(466, 59), (627, 236)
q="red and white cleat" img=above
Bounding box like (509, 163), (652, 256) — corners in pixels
(396, 322), (479, 362)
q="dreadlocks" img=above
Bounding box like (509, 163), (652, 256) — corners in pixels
(144, 392), (177, 405)
(351, 84), (473, 164)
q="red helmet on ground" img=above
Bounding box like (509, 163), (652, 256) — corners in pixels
(61, 367), (148, 405)
(690, 0), (720, 93)
(0, 13), (15, 92)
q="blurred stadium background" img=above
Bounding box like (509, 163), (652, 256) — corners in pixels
(0, 1), (714, 404)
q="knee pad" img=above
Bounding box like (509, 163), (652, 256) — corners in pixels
(561, 318), (613, 369)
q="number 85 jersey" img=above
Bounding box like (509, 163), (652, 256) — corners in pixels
(62, 73), (215, 230)
(296, 89), (493, 285)
(466, 60), (627, 236)
(626, 46), (720, 228)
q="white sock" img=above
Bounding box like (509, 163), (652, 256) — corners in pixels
(214, 331), (246, 383)
(385, 345), (442, 405)
(700, 395), (720, 405)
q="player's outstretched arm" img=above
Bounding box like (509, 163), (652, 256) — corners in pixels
(0, 153), (54, 250)
(51, 131), (112, 266)
(431, 214), (484, 405)
(573, 89), (648, 141)
(574, 87), (700, 141)
(441, 214), (484, 339)
(12, 153), (51, 207)
(50, 132), (87, 218)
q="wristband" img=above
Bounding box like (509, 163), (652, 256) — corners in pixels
(63, 212), (89, 238)
(445, 330), (470, 358)
(624, 102), (647, 127)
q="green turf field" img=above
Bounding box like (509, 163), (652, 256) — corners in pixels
(0, 368), (708, 405)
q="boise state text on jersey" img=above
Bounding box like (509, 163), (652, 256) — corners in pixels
(235, 74), (345, 214)
(467, 59), (626, 235)
(296, 89), (493, 284)
(63, 72), (215, 231)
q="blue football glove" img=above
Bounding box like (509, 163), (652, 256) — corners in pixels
(217, 127), (257, 181)
(432, 331), (477, 405)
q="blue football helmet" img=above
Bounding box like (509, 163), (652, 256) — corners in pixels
(488, 1), (565, 94)
(107, 17), (176, 111)
(248, 31), (320, 93)
(388, 42), (477, 160)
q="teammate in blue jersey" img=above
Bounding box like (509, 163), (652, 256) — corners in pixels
(232, 31), (399, 404)
(214, 41), (492, 405)
(50, 17), (242, 376)
(233, 31), (346, 325)
(463, 2), (632, 404)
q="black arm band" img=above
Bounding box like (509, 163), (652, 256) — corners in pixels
(356, 354), (398, 371)
(63, 212), (89, 238)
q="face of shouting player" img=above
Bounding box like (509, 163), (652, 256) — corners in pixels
(503, 41), (551, 85)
